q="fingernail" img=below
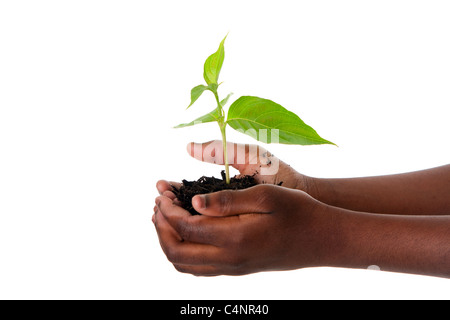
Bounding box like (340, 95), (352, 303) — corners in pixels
(186, 142), (193, 155)
(193, 195), (206, 210)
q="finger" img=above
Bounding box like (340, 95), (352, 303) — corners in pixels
(173, 264), (220, 277)
(156, 195), (233, 246)
(156, 180), (181, 196)
(173, 263), (249, 276)
(157, 180), (183, 203)
(154, 204), (226, 266)
(152, 205), (157, 224)
(153, 203), (183, 253)
(186, 141), (276, 178)
(192, 185), (277, 217)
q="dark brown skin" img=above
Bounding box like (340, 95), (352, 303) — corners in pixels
(153, 140), (450, 278)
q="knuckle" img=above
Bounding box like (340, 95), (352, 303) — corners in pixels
(218, 190), (234, 214)
(255, 185), (277, 210)
(229, 229), (246, 248)
(194, 220), (214, 243)
(165, 246), (181, 264)
(227, 233), (247, 264)
(173, 264), (190, 274)
(226, 250), (247, 271)
(176, 217), (192, 240)
(176, 216), (213, 244)
(174, 264), (210, 277)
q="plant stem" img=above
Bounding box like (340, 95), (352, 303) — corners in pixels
(213, 89), (231, 184)
(219, 123), (231, 184)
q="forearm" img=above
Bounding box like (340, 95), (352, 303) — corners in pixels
(306, 165), (450, 215)
(320, 205), (450, 278)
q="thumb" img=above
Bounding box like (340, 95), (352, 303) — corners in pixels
(186, 140), (273, 176)
(191, 185), (277, 217)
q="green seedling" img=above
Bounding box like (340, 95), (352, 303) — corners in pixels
(175, 35), (335, 184)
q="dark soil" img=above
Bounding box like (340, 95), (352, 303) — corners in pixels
(172, 171), (258, 215)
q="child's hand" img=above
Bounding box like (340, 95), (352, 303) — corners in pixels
(186, 140), (313, 191)
(153, 184), (331, 276)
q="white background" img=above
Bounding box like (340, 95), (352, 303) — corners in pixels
(0, 1), (449, 299)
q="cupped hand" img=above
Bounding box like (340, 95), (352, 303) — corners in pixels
(153, 184), (333, 276)
(187, 140), (313, 191)
(155, 141), (313, 200)
(154, 140), (315, 222)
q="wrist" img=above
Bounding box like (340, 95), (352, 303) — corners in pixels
(296, 174), (320, 199)
(308, 202), (346, 268)
(287, 194), (344, 269)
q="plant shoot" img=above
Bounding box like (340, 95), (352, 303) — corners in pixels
(175, 35), (335, 184)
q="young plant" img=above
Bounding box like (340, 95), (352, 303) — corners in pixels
(175, 35), (335, 184)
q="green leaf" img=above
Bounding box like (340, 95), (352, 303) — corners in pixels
(187, 85), (207, 109)
(174, 107), (221, 128)
(220, 92), (233, 107)
(226, 96), (335, 146)
(203, 35), (227, 85)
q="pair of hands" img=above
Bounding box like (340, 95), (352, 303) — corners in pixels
(153, 140), (333, 276)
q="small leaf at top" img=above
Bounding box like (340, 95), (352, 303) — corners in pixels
(187, 85), (207, 109)
(174, 107), (221, 128)
(203, 35), (227, 86)
(226, 96), (335, 146)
